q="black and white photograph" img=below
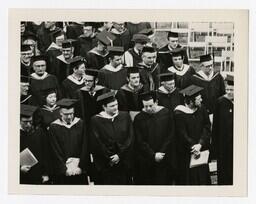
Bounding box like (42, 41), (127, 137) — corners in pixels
(8, 9), (248, 197)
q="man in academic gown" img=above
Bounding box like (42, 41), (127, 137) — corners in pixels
(109, 22), (131, 51)
(61, 56), (86, 99)
(78, 22), (97, 57)
(158, 31), (189, 73)
(21, 44), (33, 77)
(20, 104), (49, 184)
(138, 46), (161, 91)
(48, 98), (89, 185)
(133, 91), (176, 185)
(86, 30), (115, 70)
(212, 74), (234, 185)
(98, 46), (127, 90)
(156, 73), (182, 112)
(116, 67), (146, 113)
(191, 54), (226, 115)
(75, 69), (107, 126)
(174, 85), (211, 185)
(52, 39), (77, 84)
(123, 34), (149, 67)
(22, 32), (41, 57)
(167, 48), (195, 89)
(90, 92), (134, 185)
(30, 55), (61, 106)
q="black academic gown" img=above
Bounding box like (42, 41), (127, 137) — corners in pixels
(61, 75), (85, 99)
(133, 107), (176, 185)
(48, 118), (89, 185)
(78, 35), (97, 57)
(53, 55), (72, 84)
(30, 73), (61, 106)
(157, 44), (189, 73)
(21, 62), (33, 77)
(174, 105), (211, 185)
(20, 94), (33, 105)
(191, 71), (226, 114)
(124, 48), (142, 67)
(167, 64), (195, 89)
(212, 96), (234, 185)
(110, 28), (131, 51)
(138, 62), (161, 91)
(116, 84), (146, 112)
(90, 111), (134, 185)
(20, 128), (48, 184)
(86, 48), (109, 70)
(156, 87), (182, 112)
(45, 45), (62, 75)
(66, 23), (83, 39)
(98, 65), (127, 90)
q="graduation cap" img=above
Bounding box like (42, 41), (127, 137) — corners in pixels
(21, 44), (31, 52)
(96, 30), (116, 46)
(127, 67), (140, 75)
(167, 31), (179, 38)
(179, 85), (204, 98)
(56, 98), (78, 109)
(141, 46), (156, 53)
(21, 75), (30, 83)
(139, 28), (154, 36)
(20, 104), (38, 118)
(32, 55), (47, 63)
(158, 73), (175, 82)
(171, 47), (185, 57)
(132, 34), (150, 44)
(225, 74), (234, 86)
(97, 91), (116, 106)
(139, 91), (157, 102)
(61, 39), (76, 48)
(107, 46), (124, 57)
(22, 32), (38, 42)
(85, 69), (99, 77)
(67, 56), (86, 68)
(200, 54), (213, 63)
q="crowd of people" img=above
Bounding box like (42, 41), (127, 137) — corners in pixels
(20, 21), (234, 185)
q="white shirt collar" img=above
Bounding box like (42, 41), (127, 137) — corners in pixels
(67, 74), (85, 85)
(197, 70), (214, 81)
(97, 111), (119, 121)
(31, 72), (48, 80)
(158, 86), (176, 94)
(168, 64), (190, 76)
(102, 64), (123, 72)
(174, 105), (197, 114)
(52, 117), (80, 129)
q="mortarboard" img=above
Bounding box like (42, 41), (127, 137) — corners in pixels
(139, 91), (157, 102)
(67, 56), (86, 68)
(158, 73), (175, 82)
(139, 28), (154, 36)
(61, 39), (76, 48)
(127, 67), (140, 75)
(179, 85), (204, 98)
(141, 46), (156, 53)
(22, 32), (38, 42)
(107, 46), (124, 56)
(225, 74), (234, 86)
(56, 98), (78, 109)
(132, 34), (150, 44)
(171, 47), (185, 57)
(21, 75), (30, 83)
(167, 31), (179, 38)
(21, 44), (31, 52)
(85, 69), (99, 77)
(200, 54), (213, 63)
(97, 91), (116, 105)
(32, 55), (47, 63)
(96, 30), (116, 46)
(20, 104), (38, 118)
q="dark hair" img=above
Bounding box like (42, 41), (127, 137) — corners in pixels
(184, 96), (195, 105)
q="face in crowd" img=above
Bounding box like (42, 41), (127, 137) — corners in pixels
(112, 22), (125, 32)
(44, 21), (56, 30)
(60, 107), (74, 125)
(56, 35), (65, 47)
(33, 60), (47, 76)
(103, 100), (119, 116)
(97, 41), (107, 52)
(62, 47), (73, 60)
(20, 82), (29, 96)
(162, 80), (175, 93)
(142, 98), (157, 114)
(172, 55), (184, 68)
(201, 60), (214, 76)
(20, 116), (33, 132)
(21, 49), (33, 64)
(73, 63), (86, 77)
(46, 92), (57, 107)
(109, 55), (122, 68)
(84, 74), (97, 91)
(83, 26), (94, 38)
(168, 36), (179, 49)
(225, 83), (234, 100)
(127, 72), (140, 88)
(142, 51), (157, 66)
